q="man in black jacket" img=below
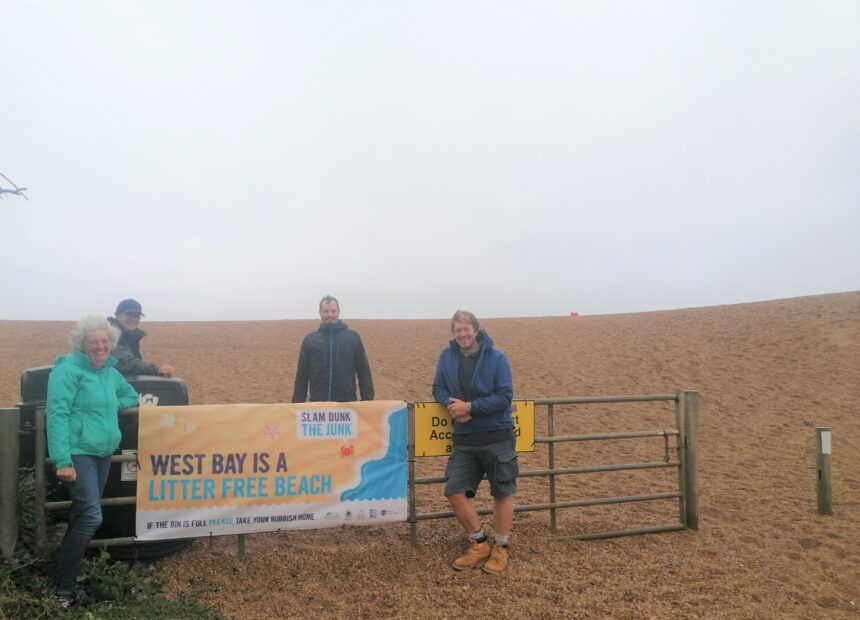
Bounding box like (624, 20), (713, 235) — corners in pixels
(107, 298), (174, 378)
(291, 296), (374, 403)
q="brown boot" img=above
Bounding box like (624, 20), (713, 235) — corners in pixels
(481, 545), (508, 574)
(453, 540), (493, 570)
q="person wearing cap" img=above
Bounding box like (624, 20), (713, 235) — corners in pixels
(107, 299), (174, 378)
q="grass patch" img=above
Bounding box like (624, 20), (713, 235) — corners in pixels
(1, 469), (223, 620)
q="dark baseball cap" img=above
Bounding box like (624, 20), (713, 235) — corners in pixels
(115, 298), (145, 316)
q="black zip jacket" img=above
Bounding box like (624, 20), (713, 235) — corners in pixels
(107, 317), (161, 377)
(291, 321), (374, 402)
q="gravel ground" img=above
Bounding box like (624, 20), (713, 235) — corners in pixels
(2, 291), (857, 618)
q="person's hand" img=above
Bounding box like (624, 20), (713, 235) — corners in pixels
(446, 398), (472, 423)
(158, 364), (175, 378)
(56, 466), (76, 482)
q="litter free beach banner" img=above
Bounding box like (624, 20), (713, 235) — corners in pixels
(135, 401), (408, 540)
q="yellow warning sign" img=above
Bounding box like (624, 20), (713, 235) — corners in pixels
(413, 400), (535, 457)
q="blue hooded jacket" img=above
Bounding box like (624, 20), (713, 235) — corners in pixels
(432, 330), (513, 437)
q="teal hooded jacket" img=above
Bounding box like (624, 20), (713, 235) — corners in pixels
(46, 350), (139, 469)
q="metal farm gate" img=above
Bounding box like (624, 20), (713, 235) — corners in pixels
(0, 391), (699, 560)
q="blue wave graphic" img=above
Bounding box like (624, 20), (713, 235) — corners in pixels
(340, 406), (407, 500)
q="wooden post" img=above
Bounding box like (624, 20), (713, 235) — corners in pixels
(682, 391), (699, 530)
(816, 427), (833, 516)
(237, 534), (246, 559)
(0, 408), (20, 559)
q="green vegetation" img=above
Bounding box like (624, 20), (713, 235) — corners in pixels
(1, 469), (223, 620)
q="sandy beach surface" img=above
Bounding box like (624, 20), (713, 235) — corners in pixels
(2, 291), (858, 618)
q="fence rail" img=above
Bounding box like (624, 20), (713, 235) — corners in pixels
(407, 391), (700, 544)
(0, 391), (699, 559)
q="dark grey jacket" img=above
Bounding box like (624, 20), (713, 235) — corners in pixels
(292, 321), (374, 402)
(107, 317), (161, 377)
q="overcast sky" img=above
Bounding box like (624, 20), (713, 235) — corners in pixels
(1, 1), (858, 321)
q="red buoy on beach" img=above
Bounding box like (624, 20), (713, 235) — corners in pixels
(569, 312), (579, 317)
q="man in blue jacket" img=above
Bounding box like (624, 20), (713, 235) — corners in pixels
(432, 310), (517, 574)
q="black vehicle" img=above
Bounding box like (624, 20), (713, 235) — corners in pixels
(19, 366), (192, 560)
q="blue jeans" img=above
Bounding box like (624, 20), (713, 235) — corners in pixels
(55, 454), (111, 595)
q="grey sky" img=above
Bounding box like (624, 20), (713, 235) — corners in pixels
(2, 1), (858, 321)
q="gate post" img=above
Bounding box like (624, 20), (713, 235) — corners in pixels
(674, 395), (685, 526)
(682, 391), (699, 530)
(407, 403), (418, 546)
(547, 403), (557, 532)
(815, 427), (833, 516)
(34, 406), (47, 549)
(0, 408), (21, 559)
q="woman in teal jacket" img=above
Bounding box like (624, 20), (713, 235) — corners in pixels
(46, 315), (139, 603)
